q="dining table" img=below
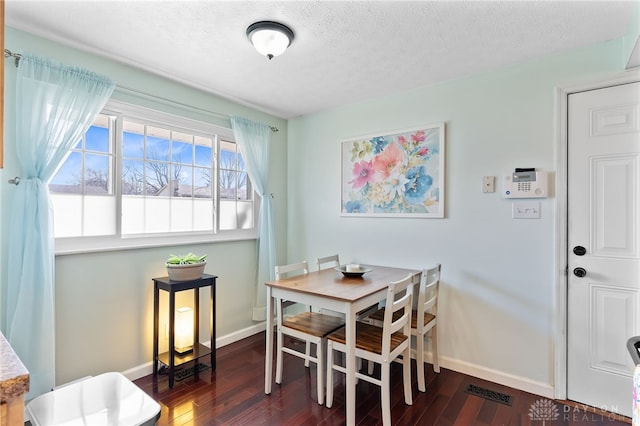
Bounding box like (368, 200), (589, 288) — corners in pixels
(264, 264), (421, 426)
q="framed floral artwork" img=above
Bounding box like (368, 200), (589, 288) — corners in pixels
(341, 123), (445, 218)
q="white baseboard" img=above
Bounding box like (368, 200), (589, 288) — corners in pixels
(122, 324), (554, 401)
(122, 362), (154, 382)
(214, 322), (267, 348)
(122, 322), (267, 382)
(405, 348), (553, 399)
(440, 355), (554, 399)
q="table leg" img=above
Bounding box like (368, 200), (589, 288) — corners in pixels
(153, 283), (159, 377)
(345, 305), (356, 426)
(194, 287), (200, 351)
(168, 291), (175, 388)
(265, 286), (273, 394)
(211, 283), (216, 370)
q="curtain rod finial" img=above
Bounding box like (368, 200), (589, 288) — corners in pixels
(4, 49), (22, 67)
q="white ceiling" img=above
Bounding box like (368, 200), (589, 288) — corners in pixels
(4, 0), (637, 119)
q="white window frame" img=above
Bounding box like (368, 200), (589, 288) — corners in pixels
(54, 99), (257, 255)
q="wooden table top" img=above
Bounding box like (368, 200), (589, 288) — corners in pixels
(265, 264), (420, 302)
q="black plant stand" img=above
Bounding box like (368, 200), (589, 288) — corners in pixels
(152, 274), (217, 388)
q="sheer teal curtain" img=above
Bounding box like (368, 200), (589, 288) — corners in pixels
(230, 116), (276, 321)
(5, 54), (115, 398)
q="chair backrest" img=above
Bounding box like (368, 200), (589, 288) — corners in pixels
(381, 274), (414, 355)
(415, 264), (441, 332)
(316, 254), (340, 270)
(275, 261), (309, 280)
(275, 261), (310, 315)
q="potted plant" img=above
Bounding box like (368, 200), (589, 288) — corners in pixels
(166, 253), (208, 281)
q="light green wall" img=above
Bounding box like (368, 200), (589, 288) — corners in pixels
(1, 27), (288, 384)
(623, 1), (640, 68)
(1, 22), (633, 393)
(287, 39), (625, 392)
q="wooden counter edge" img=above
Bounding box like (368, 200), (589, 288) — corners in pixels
(0, 332), (29, 426)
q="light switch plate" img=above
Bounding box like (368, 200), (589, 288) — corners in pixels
(512, 201), (540, 219)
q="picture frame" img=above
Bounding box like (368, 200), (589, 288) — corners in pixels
(340, 123), (445, 218)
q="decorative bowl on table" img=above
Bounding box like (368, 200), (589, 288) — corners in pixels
(334, 264), (372, 278)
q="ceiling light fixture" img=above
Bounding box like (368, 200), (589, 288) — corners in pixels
(246, 21), (294, 60)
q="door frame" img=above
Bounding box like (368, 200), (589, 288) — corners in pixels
(554, 68), (640, 400)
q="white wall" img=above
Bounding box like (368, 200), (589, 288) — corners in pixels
(287, 39), (626, 396)
(1, 27), (289, 384)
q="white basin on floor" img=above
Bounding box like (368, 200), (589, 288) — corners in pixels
(26, 372), (161, 426)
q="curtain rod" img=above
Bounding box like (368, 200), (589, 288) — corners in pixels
(116, 84), (279, 133)
(4, 48), (279, 133)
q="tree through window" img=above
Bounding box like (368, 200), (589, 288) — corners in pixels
(49, 101), (255, 244)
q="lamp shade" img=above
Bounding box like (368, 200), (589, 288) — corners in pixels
(175, 306), (194, 353)
(246, 21), (294, 60)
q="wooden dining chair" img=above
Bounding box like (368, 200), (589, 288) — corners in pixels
(275, 261), (313, 366)
(367, 263), (441, 392)
(316, 254), (340, 270)
(325, 274), (414, 425)
(316, 253), (376, 371)
(274, 261), (345, 405)
(275, 261), (311, 312)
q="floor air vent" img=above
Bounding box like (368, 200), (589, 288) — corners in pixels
(158, 362), (211, 382)
(464, 383), (514, 406)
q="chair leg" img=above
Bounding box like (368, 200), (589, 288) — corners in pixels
(402, 345), (413, 406)
(380, 361), (391, 426)
(275, 328), (284, 384)
(316, 340), (324, 405)
(326, 341), (334, 408)
(305, 341), (311, 368)
(431, 326), (440, 373)
(416, 332), (426, 392)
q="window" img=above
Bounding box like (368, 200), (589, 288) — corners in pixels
(50, 100), (255, 252)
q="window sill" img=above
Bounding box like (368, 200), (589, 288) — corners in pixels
(54, 231), (257, 256)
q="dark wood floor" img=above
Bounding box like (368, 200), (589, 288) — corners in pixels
(134, 332), (631, 425)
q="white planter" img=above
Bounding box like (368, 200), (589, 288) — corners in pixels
(166, 262), (206, 281)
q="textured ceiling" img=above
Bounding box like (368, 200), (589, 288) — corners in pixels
(4, 0), (637, 119)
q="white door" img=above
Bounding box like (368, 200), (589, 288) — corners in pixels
(567, 81), (640, 418)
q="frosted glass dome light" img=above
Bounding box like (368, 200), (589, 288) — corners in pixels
(246, 21), (294, 60)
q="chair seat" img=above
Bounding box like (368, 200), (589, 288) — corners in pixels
(283, 311), (345, 337)
(369, 308), (435, 330)
(327, 322), (408, 355)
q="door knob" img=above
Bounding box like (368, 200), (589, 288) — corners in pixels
(573, 267), (587, 278)
(573, 246), (587, 256)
